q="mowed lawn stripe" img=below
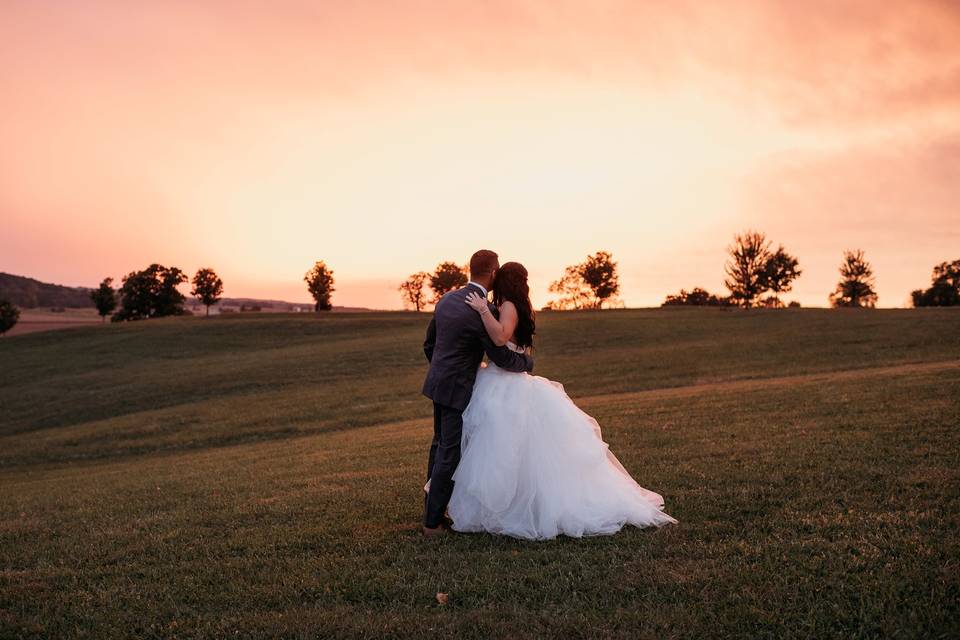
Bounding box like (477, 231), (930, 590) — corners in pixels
(3, 309), (959, 471)
(4, 357), (956, 484)
(3, 357), (958, 472)
(577, 357), (960, 407)
(1, 361), (957, 638)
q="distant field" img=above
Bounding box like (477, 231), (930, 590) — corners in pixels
(5, 308), (103, 337)
(1, 309), (958, 638)
(6, 304), (374, 338)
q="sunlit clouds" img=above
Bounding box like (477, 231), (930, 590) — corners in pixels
(2, 1), (958, 307)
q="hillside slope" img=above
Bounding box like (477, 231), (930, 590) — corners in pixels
(0, 272), (93, 308)
(1, 308), (958, 467)
(1, 309), (958, 638)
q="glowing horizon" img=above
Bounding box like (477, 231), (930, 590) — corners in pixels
(3, 1), (959, 309)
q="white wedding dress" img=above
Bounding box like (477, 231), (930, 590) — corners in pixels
(443, 343), (677, 540)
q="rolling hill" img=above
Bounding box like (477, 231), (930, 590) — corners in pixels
(0, 272), (93, 308)
(0, 272), (368, 314)
(1, 309), (957, 638)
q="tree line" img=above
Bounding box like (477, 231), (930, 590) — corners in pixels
(664, 231), (805, 308)
(661, 230), (957, 309)
(0, 259), (340, 335)
(84, 265), (226, 322)
(0, 264), (227, 335)
(398, 251), (623, 312)
(85, 261), (338, 321)
(0, 248), (957, 337)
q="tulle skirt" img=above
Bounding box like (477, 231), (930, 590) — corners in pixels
(447, 364), (677, 540)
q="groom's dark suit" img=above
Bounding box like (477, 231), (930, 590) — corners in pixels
(422, 282), (534, 528)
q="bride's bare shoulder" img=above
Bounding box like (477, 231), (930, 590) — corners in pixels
(498, 300), (518, 314)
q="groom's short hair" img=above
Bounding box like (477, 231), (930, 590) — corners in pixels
(470, 250), (499, 278)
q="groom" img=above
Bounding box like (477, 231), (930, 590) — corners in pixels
(421, 249), (535, 536)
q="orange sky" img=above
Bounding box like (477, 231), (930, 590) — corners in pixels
(2, 0), (958, 308)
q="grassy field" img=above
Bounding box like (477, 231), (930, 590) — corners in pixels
(1, 308), (958, 638)
(4, 308), (102, 338)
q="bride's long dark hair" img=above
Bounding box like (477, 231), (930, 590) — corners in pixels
(492, 262), (536, 349)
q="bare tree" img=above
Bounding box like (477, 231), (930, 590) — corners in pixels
(399, 271), (430, 311)
(547, 265), (594, 310)
(548, 251), (620, 310)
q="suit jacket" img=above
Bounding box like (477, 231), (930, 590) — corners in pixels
(422, 283), (534, 410)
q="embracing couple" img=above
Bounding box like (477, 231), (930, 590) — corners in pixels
(421, 249), (676, 540)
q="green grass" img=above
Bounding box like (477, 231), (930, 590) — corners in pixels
(1, 309), (958, 638)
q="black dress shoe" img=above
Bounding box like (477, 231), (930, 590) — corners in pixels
(422, 524), (449, 538)
(422, 517), (455, 535)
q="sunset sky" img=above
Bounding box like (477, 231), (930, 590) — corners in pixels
(3, 0), (958, 308)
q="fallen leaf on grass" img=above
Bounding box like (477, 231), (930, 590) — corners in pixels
(436, 592), (449, 605)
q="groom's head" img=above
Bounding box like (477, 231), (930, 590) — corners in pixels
(470, 249), (499, 290)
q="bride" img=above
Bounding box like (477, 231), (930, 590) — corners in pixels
(443, 261), (677, 540)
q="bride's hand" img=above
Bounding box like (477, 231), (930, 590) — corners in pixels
(465, 291), (490, 314)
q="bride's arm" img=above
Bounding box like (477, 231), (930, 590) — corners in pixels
(465, 292), (517, 346)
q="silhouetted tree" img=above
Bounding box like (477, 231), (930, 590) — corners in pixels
(304, 261), (335, 311)
(911, 259), (960, 307)
(547, 265), (594, 310)
(0, 299), (19, 336)
(548, 251), (620, 310)
(662, 288), (733, 307)
(788, 300), (802, 308)
(429, 262), (468, 303)
(113, 264), (188, 321)
(399, 271), (430, 311)
(191, 268), (224, 316)
(761, 246), (802, 308)
(580, 251), (620, 308)
(829, 250), (877, 308)
(724, 231), (772, 308)
(90, 277), (117, 322)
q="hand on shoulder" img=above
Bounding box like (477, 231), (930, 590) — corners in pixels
(464, 291), (490, 314)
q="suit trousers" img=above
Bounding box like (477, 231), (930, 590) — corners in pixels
(424, 401), (464, 528)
